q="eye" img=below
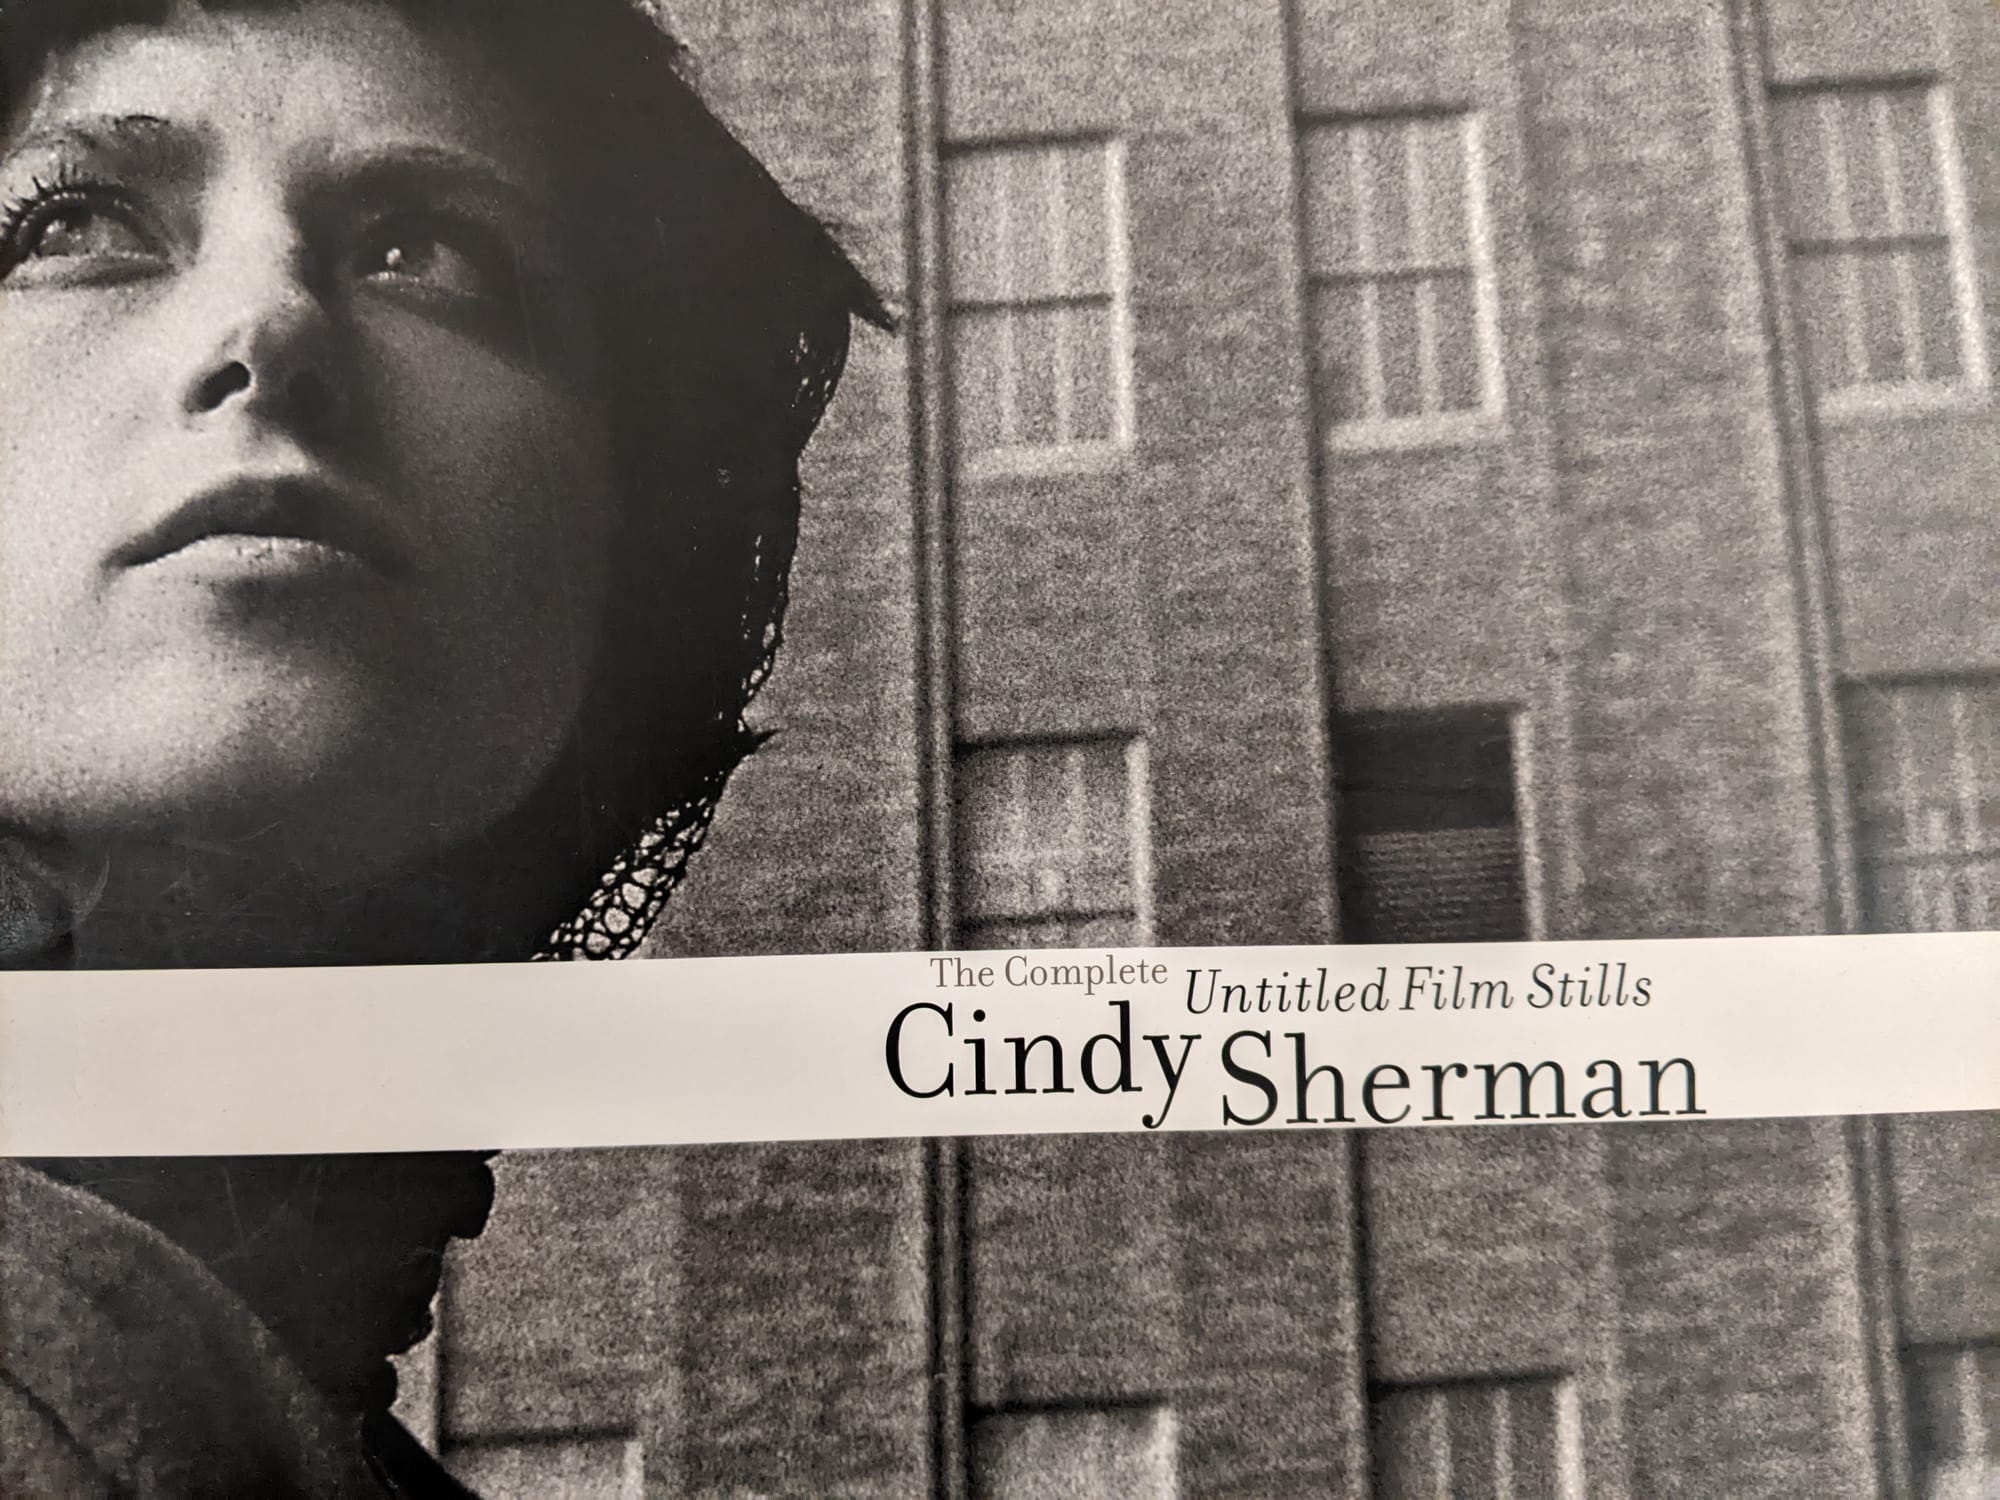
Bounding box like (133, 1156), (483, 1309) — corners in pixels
(0, 180), (160, 281)
(354, 214), (513, 304)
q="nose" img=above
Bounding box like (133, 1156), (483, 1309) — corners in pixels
(178, 243), (351, 443)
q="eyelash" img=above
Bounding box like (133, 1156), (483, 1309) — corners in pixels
(366, 211), (502, 276)
(0, 170), (534, 343)
(0, 166), (146, 272)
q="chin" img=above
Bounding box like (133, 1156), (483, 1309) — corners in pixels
(14, 698), (418, 867)
(4, 647), (572, 883)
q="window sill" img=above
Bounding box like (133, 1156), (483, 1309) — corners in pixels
(1322, 410), (1508, 455)
(1817, 380), (1991, 426)
(958, 441), (1133, 481)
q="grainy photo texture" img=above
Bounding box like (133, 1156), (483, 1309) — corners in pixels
(1, 0), (1995, 1496)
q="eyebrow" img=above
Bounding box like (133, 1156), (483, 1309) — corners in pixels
(3, 112), (199, 169)
(2, 118), (541, 207)
(323, 145), (551, 219)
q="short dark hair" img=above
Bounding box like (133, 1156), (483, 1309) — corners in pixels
(1, 0), (890, 957)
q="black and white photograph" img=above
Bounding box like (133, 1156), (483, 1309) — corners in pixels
(0, 0), (1995, 1495)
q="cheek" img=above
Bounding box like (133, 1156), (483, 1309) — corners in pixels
(0, 301), (129, 557)
(357, 324), (617, 728)
(0, 374), (67, 620)
(0, 300), (153, 681)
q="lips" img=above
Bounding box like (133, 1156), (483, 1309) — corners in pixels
(112, 475), (409, 577)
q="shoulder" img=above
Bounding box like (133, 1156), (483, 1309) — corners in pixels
(0, 1160), (388, 1498)
(0, 1372), (117, 1498)
(365, 1414), (489, 1500)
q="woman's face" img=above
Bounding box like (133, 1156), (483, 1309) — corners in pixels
(0, 2), (616, 881)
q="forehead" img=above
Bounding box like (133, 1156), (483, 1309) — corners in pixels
(12, 2), (552, 181)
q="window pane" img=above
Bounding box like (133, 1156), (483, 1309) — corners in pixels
(1794, 252), (1860, 391)
(947, 141), (1114, 304)
(1312, 282), (1375, 424)
(1833, 92), (1895, 239)
(1004, 151), (1063, 300)
(1850, 682), (1978, 852)
(1502, 1382), (1572, 1499)
(950, 307), (1011, 456)
(1304, 115), (1472, 273)
(1910, 244), (1963, 382)
(972, 149), (1049, 299)
(1976, 860), (2000, 937)
(1772, 85), (1950, 242)
(1056, 146), (1114, 298)
(1445, 1388), (1506, 1497)
(1299, 126), (1362, 272)
(1337, 710), (1519, 834)
(1345, 826), (1528, 942)
(1411, 115), (1469, 267)
(1862, 859), (1913, 933)
(1432, 272), (1485, 412)
(1773, 94), (1836, 242)
(1375, 1379), (1581, 1500)
(947, 150), (1015, 304)
(1071, 744), (1136, 908)
(1885, 87), (1948, 235)
(1845, 680), (2000, 934)
(1010, 306), (1062, 449)
(1947, 867), (1986, 931)
(1907, 1344), (2000, 1500)
(1062, 300), (1119, 446)
(1375, 277), (1424, 417)
(1334, 710), (1527, 943)
(1361, 119), (1415, 267)
(955, 739), (1146, 941)
(1856, 249), (1915, 383)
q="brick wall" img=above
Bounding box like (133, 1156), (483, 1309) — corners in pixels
(423, 1), (2000, 1494)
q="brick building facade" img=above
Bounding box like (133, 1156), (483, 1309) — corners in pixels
(400, 2), (1999, 1494)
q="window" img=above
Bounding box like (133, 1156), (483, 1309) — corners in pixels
(1334, 709), (1529, 943)
(944, 138), (1132, 473)
(1771, 83), (1988, 407)
(954, 738), (1150, 950)
(1845, 679), (1998, 933)
(972, 1407), (1176, 1500)
(445, 1435), (645, 1500)
(1906, 1343), (2000, 1500)
(1374, 1377), (1584, 1499)
(1300, 111), (1504, 443)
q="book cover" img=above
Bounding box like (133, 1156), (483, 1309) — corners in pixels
(0, 0), (1993, 1496)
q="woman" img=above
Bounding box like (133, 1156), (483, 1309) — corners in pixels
(0, 0), (883, 1491)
